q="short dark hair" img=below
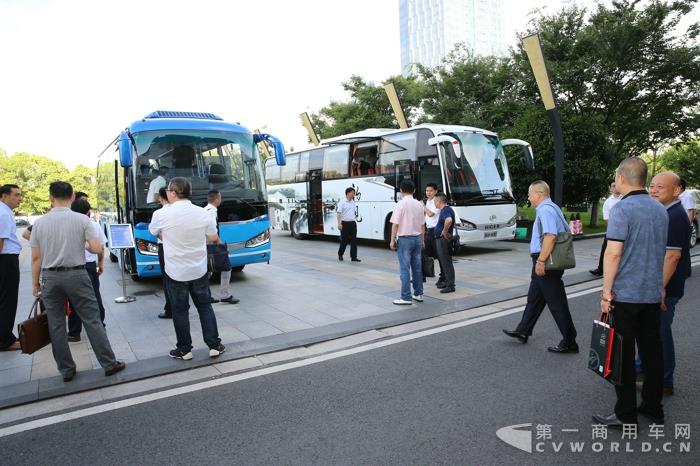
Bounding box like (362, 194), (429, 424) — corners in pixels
(75, 191), (89, 199)
(0, 184), (20, 197)
(49, 181), (73, 200)
(207, 189), (221, 203)
(679, 178), (687, 190)
(158, 187), (168, 200)
(345, 187), (356, 195)
(399, 179), (415, 194)
(426, 183), (438, 190)
(167, 177), (191, 199)
(434, 193), (447, 203)
(71, 198), (91, 215)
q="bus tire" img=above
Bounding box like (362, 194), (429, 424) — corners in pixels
(290, 212), (306, 240)
(384, 216), (393, 244)
(691, 220), (698, 249)
(109, 252), (118, 263)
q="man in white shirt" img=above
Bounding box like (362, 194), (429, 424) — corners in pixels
(337, 187), (360, 262)
(204, 190), (239, 304)
(423, 183), (444, 286)
(146, 166), (169, 204)
(67, 198), (109, 342)
(590, 181), (621, 276)
(678, 179), (696, 224)
(149, 177), (225, 360)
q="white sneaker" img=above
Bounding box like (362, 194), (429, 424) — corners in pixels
(209, 344), (226, 358)
(412, 294), (424, 302)
(393, 298), (412, 305)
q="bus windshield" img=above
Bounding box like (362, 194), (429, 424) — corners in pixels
(441, 132), (513, 202)
(133, 130), (266, 208)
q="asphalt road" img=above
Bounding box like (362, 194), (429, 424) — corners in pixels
(1, 273), (698, 465)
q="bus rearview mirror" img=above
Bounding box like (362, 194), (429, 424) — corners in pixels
(254, 133), (286, 166)
(118, 131), (133, 168)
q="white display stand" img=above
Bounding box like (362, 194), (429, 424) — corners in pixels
(107, 224), (136, 303)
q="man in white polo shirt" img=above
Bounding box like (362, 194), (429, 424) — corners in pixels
(149, 177), (225, 360)
(337, 187), (360, 262)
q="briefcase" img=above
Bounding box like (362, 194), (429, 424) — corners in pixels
(207, 243), (232, 273)
(18, 299), (51, 355)
(587, 313), (622, 385)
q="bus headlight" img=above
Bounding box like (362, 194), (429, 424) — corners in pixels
(507, 215), (518, 227)
(245, 229), (271, 248)
(136, 239), (159, 255)
(459, 221), (477, 231)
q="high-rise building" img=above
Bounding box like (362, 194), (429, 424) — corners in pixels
(400, 0), (506, 75)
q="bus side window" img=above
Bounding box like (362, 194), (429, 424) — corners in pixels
(377, 132), (417, 187)
(322, 146), (349, 180)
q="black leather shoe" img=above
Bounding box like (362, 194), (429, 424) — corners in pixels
(63, 372), (75, 382)
(592, 413), (634, 429)
(221, 296), (240, 304)
(67, 335), (81, 343)
(589, 269), (603, 276)
(638, 405), (665, 424)
(351, 258), (361, 262)
(436, 281), (446, 289)
(439, 286), (455, 294)
(502, 329), (528, 344)
(210, 298), (220, 304)
(158, 312), (172, 319)
(105, 361), (126, 376)
(338, 256), (343, 261)
(547, 344), (579, 354)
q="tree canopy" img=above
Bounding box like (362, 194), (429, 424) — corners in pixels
(308, 0), (700, 207)
(0, 151), (96, 215)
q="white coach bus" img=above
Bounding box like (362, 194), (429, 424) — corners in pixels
(264, 124), (533, 247)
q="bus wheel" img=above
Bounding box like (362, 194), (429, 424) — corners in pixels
(290, 213), (306, 240)
(691, 221), (698, 248)
(231, 265), (245, 272)
(109, 252), (118, 263)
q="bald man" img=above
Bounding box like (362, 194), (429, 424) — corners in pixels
(647, 171), (691, 396)
(594, 157), (667, 429)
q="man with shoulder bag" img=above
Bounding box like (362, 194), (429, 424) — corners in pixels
(502, 180), (578, 353)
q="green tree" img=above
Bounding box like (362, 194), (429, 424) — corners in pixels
(309, 75), (425, 140)
(658, 141), (700, 186)
(67, 164), (98, 200)
(0, 152), (70, 214)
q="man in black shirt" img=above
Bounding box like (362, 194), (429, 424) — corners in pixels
(647, 171), (691, 396)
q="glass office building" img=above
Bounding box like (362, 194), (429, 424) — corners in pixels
(400, 0), (506, 75)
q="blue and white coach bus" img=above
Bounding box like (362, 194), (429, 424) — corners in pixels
(265, 124), (532, 247)
(96, 110), (285, 278)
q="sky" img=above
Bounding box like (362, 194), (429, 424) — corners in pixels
(0, 0), (696, 169)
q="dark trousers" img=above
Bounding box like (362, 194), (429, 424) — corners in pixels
(165, 272), (221, 353)
(596, 237), (608, 272)
(425, 228), (445, 282)
(338, 221), (358, 259)
(613, 301), (664, 422)
(435, 237), (455, 287)
(158, 243), (172, 315)
(516, 256), (577, 346)
(68, 261), (105, 337)
(0, 254), (20, 349)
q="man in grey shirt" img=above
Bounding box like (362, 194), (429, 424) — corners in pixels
(593, 158), (667, 429)
(30, 181), (125, 382)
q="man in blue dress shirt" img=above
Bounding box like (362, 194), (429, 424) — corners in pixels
(503, 180), (578, 353)
(0, 184), (23, 351)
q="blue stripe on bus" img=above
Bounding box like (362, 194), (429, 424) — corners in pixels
(132, 216), (271, 277)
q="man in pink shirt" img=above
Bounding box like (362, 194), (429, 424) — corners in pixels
(389, 179), (425, 305)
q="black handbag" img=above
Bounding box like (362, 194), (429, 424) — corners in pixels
(18, 299), (51, 355)
(422, 255), (435, 277)
(207, 243), (232, 273)
(588, 313), (623, 385)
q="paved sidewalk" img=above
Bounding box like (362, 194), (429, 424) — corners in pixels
(1, 229), (619, 407)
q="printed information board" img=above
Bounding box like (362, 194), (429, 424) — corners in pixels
(107, 224), (135, 249)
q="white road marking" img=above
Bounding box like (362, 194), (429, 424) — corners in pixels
(0, 284), (603, 438)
